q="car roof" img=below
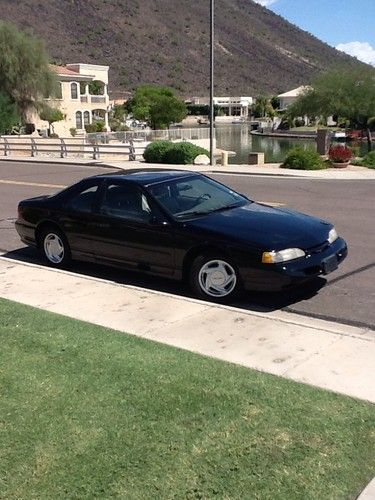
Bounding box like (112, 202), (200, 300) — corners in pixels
(92, 169), (198, 187)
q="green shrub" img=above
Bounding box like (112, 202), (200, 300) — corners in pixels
(163, 142), (209, 164)
(85, 124), (96, 133)
(69, 127), (77, 137)
(85, 121), (105, 133)
(362, 151), (375, 169)
(95, 120), (105, 132)
(281, 146), (326, 170)
(143, 140), (174, 163)
(143, 140), (209, 164)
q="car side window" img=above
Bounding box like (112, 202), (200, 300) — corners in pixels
(100, 183), (152, 222)
(65, 184), (99, 213)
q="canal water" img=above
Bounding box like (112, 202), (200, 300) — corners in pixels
(215, 124), (369, 164)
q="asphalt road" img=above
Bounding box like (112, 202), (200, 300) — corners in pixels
(0, 160), (374, 330)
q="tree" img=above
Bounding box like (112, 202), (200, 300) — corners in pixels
(109, 104), (128, 131)
(0, 21), (57, 121)
(0, 91), (20, 134)
(39, 105), (64, 135)
(253, 95), (276, 119)
(287, 67), (375, 150)
(126, 85), (187, 129)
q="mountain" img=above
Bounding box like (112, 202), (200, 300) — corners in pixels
(0, 0), (364, 98)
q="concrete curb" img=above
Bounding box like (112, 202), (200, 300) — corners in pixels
(1, 255), (375, 403)
(0, 254), (370, 339)
(2, 156), (375, 180)
(0, 157), (119, 169)
(357, 478), (375, 499)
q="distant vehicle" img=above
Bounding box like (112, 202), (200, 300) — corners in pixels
(15, 171), (347, 302)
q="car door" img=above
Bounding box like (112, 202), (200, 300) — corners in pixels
(92, 180), (176, 276)
(59, 179), (103, 260)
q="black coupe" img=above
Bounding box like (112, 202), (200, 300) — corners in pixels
(15, 170), (347, 302)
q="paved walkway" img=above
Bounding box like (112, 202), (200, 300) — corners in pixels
(2, 156), (375, 179)
(1, 256), (374, 403)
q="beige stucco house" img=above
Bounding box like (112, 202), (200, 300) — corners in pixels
(34, 63), (110, 136)
(277, 86), (309, 111)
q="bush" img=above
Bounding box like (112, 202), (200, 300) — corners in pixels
(362, 151), (375, 169)
(143, 140), (174, 163)
(281, 147), (326, 170)
(69, 127), (77, 137)
(328, 145), (352, 163)
(85, 121), (105, 133)
(85, 123), (97, 133)
(163, 142), (209, 165)
(143, 141), (209, 164)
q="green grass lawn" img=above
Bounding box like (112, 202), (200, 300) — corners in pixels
(1, 298), (374, 499)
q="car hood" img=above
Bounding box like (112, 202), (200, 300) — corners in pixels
(185, 202), (332, 250)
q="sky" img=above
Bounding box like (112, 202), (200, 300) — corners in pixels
(253, 0), (375, 66)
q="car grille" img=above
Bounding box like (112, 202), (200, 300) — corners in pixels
(306, 241), (330, 254)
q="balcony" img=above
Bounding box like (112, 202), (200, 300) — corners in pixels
(80, 95), (108, 104)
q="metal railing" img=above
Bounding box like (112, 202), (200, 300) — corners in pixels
(0, 128), (211, 161)
(86, 127), (211, 144)
(0, 136), (143, 160)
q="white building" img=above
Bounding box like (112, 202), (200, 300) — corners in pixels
(277, 86), (309, 111)
(34, 63), (110, 136)
(188, 96), (253, 120)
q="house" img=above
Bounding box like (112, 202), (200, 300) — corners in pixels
(34, 63), (110, 136)
(277, 86), (309, 111)
(187, 96), (253, 120)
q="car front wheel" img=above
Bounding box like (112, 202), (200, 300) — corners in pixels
(40, 227), (71, 267)
(189, 254), (242, 302)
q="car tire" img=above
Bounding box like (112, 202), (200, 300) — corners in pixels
(39, 226), (71, 268)
(189, 253), (243, 303)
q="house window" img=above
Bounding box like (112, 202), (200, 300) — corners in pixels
(71, 83), (78, 100)
(76, 111), (83, 129)
(83, 111), (90, 126)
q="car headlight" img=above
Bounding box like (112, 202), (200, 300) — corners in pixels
(328, 227), (338, 244)
(262, 248), (305, 264)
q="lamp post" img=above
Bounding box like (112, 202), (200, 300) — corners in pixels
(209, 0), (215, 166)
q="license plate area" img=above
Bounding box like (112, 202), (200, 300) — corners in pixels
(322, 255), (338, 274)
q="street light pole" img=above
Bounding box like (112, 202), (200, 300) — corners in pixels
(210, 0), (215, 166)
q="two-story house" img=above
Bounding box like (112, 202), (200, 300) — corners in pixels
(34, 63), (111, 136)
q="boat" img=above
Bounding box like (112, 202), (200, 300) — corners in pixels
(232, 118), (246, 124)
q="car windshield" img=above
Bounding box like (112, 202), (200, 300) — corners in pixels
(148, 175), (250, 220)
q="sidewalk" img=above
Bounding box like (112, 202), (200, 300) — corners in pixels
(1, 256), (374, 403)
(2, 155), (375, 179)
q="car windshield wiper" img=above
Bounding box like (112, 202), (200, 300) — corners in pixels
(207, 202), (246, 213)
(175, 202), (246, 219)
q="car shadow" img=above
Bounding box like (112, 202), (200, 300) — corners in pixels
(2, 247), (327, 313)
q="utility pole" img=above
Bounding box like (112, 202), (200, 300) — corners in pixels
(210, 0), (215, 166)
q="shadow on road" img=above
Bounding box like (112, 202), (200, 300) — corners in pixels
(2, 247), (327, 314)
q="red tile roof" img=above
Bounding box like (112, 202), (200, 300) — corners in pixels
(49, 64), (82, 77)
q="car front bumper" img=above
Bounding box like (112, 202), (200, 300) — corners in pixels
(240, 237), (348, 292)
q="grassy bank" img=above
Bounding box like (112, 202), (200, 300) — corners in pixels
(1, 298), (374, 498)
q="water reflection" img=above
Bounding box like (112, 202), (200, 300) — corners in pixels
(215, 124), (315, 163)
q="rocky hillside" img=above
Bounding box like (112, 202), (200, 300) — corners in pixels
(0, 0), (363, 97)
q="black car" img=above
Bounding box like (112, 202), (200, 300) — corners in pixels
(15, 170), (347, 302)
